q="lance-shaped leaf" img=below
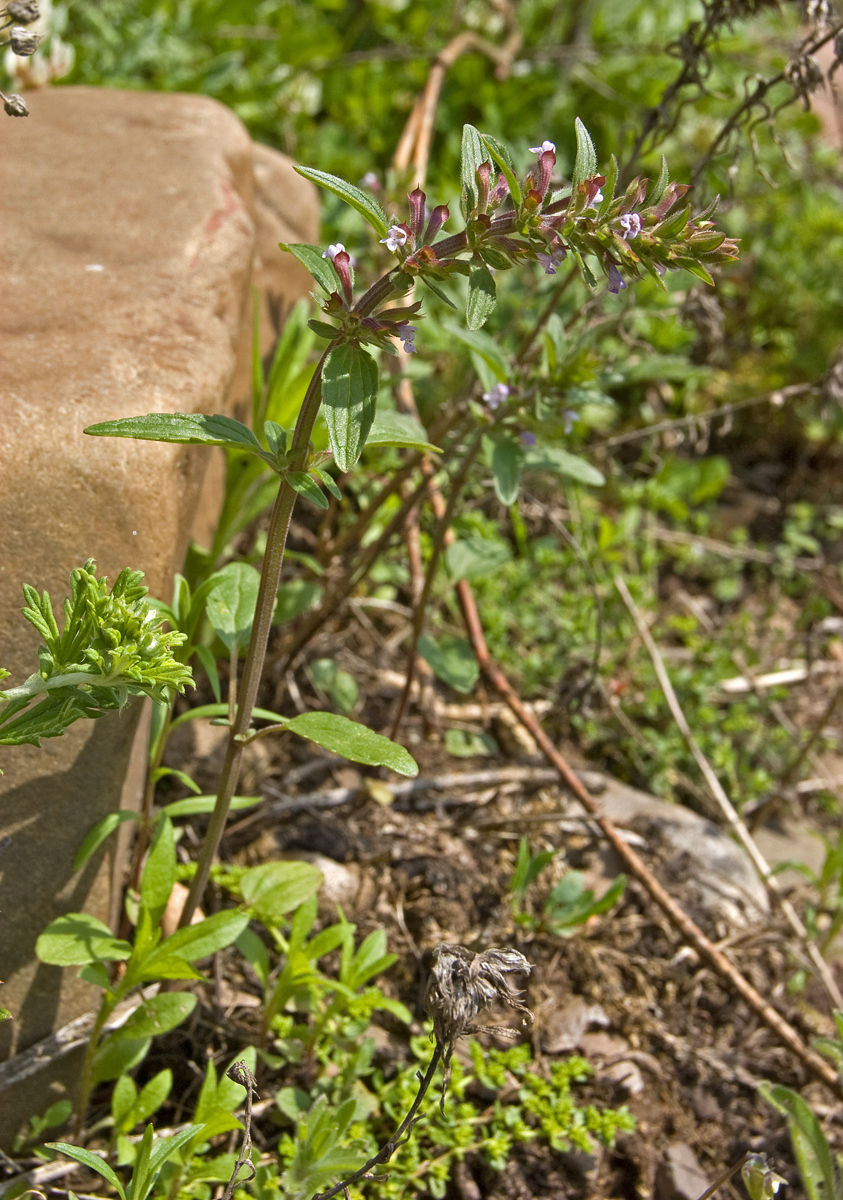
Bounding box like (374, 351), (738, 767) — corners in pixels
(45, 1145), (126, 1200)
(84, 413), (262, 453)
(466, 266), (496, 331)
(287, 472), (329, 509)
(443, 322), (508, 383)
(108, 993), (197, 1042)
(293, 167), (389, 238)
(491, 437), (522, 505)
(279, 242), (342, 295)
(572, 117), (598, 190)
(480, 132), (522, 206)
(284, 712), (418, 776)
(206, 562), (261, 653)
(460, 124), (487, 218)
(322, 343), (379, 471)
(523, 446), (605, 486)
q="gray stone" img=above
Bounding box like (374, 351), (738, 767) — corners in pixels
(655, 1143), (710, 1200)
(0, 86), (317, 1143)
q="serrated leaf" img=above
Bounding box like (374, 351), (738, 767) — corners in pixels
(293, 167), (389, 237)
(572, 117), (598, 190)
(287, 472), (329, 509)
(460, 124), (487, 218)
(74, 810), (140, 871)
(284, 712), (418, 776)
(523, 446), (605, 486)
(279, 242), (340, 295)
(480, 132), (522, 206)
(36, 913), (133, 966)
(84, 413), (262, 453)
(417, 635), (479, 695)
(46, 1145), (126, 1200)
(491, 437), (522, 505)
(206, 562), (261, 653)
(364, 410), (440, 454)
(322, 344), (379, 472)
(466, 266), (496, 331)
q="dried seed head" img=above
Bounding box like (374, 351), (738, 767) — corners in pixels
(424, 943), (533, 1056)
(9, 24), (42, 54)
(7, 0), (40, 22)
(2, 91), (29, 117)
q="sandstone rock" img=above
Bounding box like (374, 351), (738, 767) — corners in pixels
(0, 86), (317, 1143)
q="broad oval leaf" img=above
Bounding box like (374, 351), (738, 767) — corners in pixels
(417, 635), (479, 695)
(36, 913), (133, 966)
(293, 166), (389, 238)
(84, 412), (262, 453)
(92, 1035), (151, 1083)
(491, 437), (522, 505)
(572, 117), (598, 190)
(74, 810), (140, 871)
(322, 343), (379, 472)
(206, 562), (261, 653)
(523, 446), (605, 486)
(279, 242), (341, 295)
(285, 712), (418, 776)
(364, 410), (440, 454)
(466, 266), (496, 331)
(240, 860), (323, 921)
(110, 993), (197, 1043)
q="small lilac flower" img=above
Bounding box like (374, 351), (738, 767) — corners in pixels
(563, 409), (577, 434)
(520, 431), (537, 447)
(537, 244), (567, 275)
(380, 224), (409, 253)
(322, 243), (345, 260)
(620, 212), (642, 240)
(362, 171), (380, 191)
(482, 383), (510, 410)
(529, 140), (556, 155)
(607, 263), (627, 294)
(396, 324), (417, 353)
(588, 190), (604, 209)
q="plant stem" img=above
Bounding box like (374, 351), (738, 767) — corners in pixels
(178, 351), (329, 929)
(74, 997), (113, 1138)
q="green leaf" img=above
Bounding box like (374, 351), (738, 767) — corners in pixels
(140, 814), (176, 932)
(466, 266), (496, 331)
(445, 537), (512, 582)
(572, 117), (598, 190)
(364, 410), (440, 454)
(287, 472), (329, 509)
(74, 810), (140, 871)
(142, 1126), (206, 1195)
(109, 994), (197, 1042)
(161, 794), (261, 818)
(278, 242), (341, 295)
(460, 124), (487, 218)
(284, 712), (418, 776)
(236, 927), (270, 987)
(442, 322), (508, 383)
(194, 644), (221, 704)
(292, 167), (389, 238)
(646, 154), (670, 206)
(84, 413), (262, 454)
(491, 437), (522, 505)
(274, 579), (323, 627)
(241, 861), (324, 922)
(759, 1083), (838, 1200)
(322, 344), (379, 471)
(310, 658), (359, 715)
(523, 446), (605, 486)
(417, 635), (479, 695)
(480, 132), (522, 206)
(118, 1069), (172, 1133)
(92, 1036), (151, 1083)
(444, 728), (498, 757)
(148, 910), (250, 964)
(206, 562), (261, 653)
(45, 1145), (126, 1200)
(151, 766), (201, 794)
(36, 913), (132, 966)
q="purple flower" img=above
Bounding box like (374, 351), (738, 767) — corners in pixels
(362, 172), (381, 191)
(322, 243), (345, 260)
(529, 139), (556, 155)
(482, 383), (510, 410)
(520, 431), (537, 447)
(380, 224), (409, 253)
(607, 263), (627, 294)
(537, 245), (567, 275)
(563, 409), (577, 434)
(620, 212), (642, 240)
(396, 324), (417, 354)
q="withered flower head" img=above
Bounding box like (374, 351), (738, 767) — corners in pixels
(424, 944), (533, 1059)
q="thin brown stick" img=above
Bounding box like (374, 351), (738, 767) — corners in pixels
(222, 1063), (257, 1200)
(615, 575), (843, 1012)
(450, 572), (843, 1097)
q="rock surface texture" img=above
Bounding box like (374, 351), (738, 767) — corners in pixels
(0, 86), (317, 1142)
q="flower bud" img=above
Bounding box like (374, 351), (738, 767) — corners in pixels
(535, 147), (556, 199)
(424, 204), (449, 242)
(330, 250), (353, 305)
(7, 0), (40, 21)
(2, 90), (29, 117)
(476, 161), (492, 214)
(9, 24), (42, 54)
(741, 1154), (786, 1200)
(488, 174), (509, 208)
(408, 187), (426, 241)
